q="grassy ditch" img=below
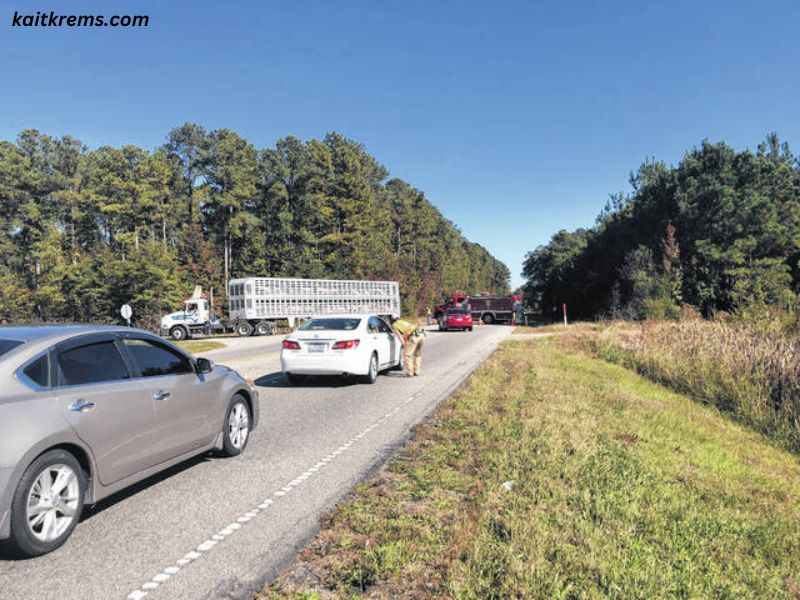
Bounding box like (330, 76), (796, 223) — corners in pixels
(572, 320), (800, 455)
(261, 338), (800, 599)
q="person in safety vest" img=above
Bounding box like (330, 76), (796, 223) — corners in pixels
(392, 317), (425, 377)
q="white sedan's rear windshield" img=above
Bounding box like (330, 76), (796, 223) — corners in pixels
(300, 318), (361, 331)
(0, 339), (23, 357)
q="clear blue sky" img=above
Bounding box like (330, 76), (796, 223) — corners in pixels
(2, 0), (799, 288)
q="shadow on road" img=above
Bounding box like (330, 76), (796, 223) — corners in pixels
(0, 454), (213, 561)
(254, 370), (407, 388)
(81, 455), (213, 521)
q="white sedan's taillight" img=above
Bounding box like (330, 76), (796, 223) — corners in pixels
(282, 340), (301, 350)
(332, 339), (360, 350)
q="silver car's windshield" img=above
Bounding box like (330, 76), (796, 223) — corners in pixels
(300, 318), (361, 331)
(0, 339), (24, 357)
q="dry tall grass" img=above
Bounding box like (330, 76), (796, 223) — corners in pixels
(573, 320), (800, 454)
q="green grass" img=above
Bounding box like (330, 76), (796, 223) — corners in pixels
(174, 340), (226, 354)
(261, 337), (800, 599)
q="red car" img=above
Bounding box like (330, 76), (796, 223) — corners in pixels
(440, 308), (473, 331)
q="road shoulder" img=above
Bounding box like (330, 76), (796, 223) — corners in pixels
(259, 336), (800, 599)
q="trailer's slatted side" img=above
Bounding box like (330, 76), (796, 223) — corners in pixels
(227, 278), (400, 320)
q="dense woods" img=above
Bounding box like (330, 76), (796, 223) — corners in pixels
(0, 125), (509, 327)
(523, 134), (800, 322)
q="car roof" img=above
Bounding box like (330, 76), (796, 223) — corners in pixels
(0, 324), (137, 344)
(0, 325), (162, 375)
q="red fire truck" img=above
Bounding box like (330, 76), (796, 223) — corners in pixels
(435, 293), (522, 325)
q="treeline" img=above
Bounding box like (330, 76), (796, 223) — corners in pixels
(0, 126), (509, 327)
(523, 134), (800, 322)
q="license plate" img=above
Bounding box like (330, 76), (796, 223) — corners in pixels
(308, 343), (326, 353)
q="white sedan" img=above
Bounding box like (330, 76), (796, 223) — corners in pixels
(280, 314), (404, 384)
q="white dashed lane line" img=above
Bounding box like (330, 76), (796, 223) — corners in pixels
(125, 338), (498, 600)
(125, 394), (417, 600)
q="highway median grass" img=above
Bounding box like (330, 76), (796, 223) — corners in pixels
(261, 337), (800, 599)
(174, 340), (226, 354)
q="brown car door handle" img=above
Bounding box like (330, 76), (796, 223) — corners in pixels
(153, 390), (171, 401)
(69, 400), (96, 413)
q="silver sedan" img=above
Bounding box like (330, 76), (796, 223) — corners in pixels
(0, 326), (259, 557)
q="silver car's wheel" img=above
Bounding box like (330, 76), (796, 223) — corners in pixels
(9, 449), (85, 557)
(26, 464), (80, 542)
(228, 402), (249, 450)
(222, 395), (251, 456)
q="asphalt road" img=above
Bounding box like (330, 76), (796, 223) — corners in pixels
(0, 325), (511, 600)
(202, 335), (284, 362)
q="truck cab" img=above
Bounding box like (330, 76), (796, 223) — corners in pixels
(160, 298), (212, 341)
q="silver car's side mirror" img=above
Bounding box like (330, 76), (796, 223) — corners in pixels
(196, 357), (214, 374)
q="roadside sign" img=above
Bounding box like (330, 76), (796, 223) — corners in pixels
(121, 304), (133, 326)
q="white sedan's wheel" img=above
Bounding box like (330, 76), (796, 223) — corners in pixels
(364, 352), (378, 384)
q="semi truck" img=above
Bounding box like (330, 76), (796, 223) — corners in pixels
(434, 293), (522, 325)
(159, 277), (401, 341)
